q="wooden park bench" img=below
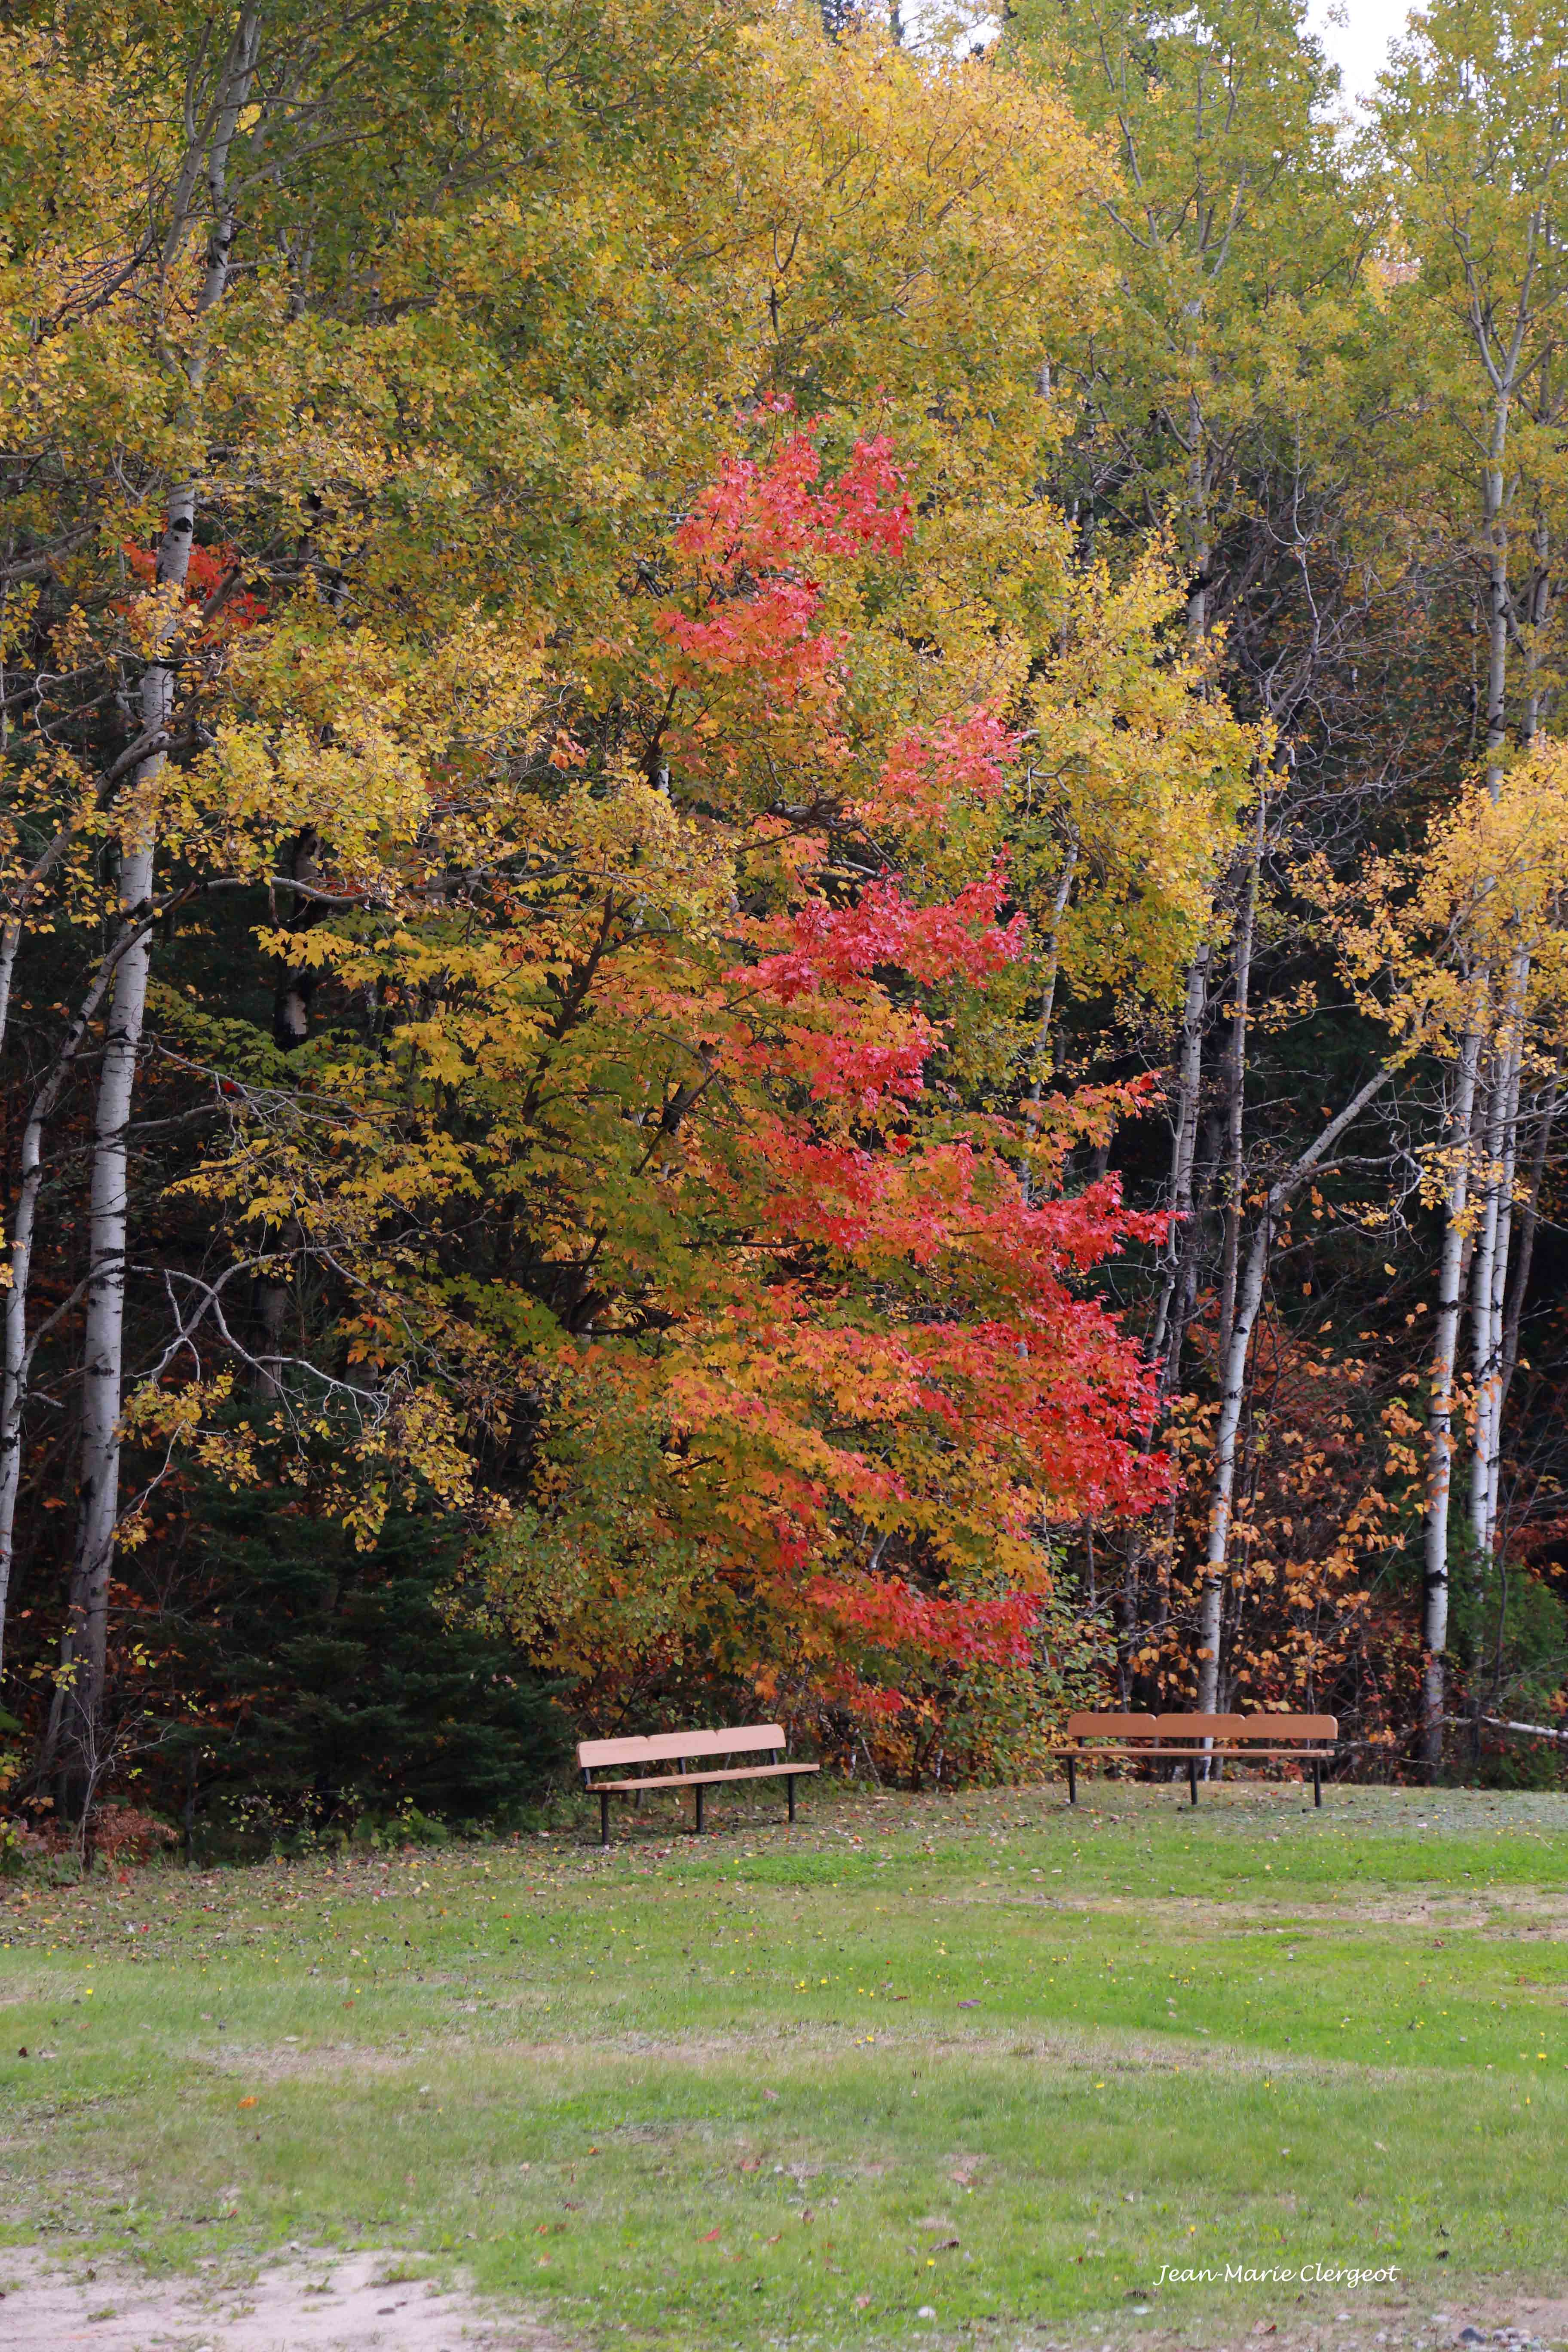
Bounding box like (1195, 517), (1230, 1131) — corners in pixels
(579, 1723), (820, 1846)
(1054, 1712), (1338, 1807)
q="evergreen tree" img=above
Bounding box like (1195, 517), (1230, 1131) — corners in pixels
(160, 1487), (569, 1839)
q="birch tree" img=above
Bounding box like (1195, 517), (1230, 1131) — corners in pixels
(1375, 0), (1568, 1762)
(50, 5), (264, 1801)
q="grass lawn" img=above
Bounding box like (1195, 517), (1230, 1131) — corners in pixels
(3, 1779), (1567, 2349)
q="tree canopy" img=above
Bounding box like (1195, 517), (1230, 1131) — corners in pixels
(3, 0), (1568, 1828)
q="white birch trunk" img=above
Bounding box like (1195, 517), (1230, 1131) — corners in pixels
(0, 927), (153, 1674)
(1422, 207), (1536, 1769)
(1422, 1025), (1482, 1775)
(1482, 399), (1510, 798)
(1465, 1059), (1504, 1562)
(1522, 511), (1550, 747)
(1217, 796), (1264, 1365)
(1498, 1068), (1558, 1431)
(1196, 1058), (1400, 1714)
(1480, 955), (1530, 1547)
(1419, 303), (1522, 1763)
(1148, 941), (1210, 1381)
(1482, 1080), (1521, 1548)
(1184, 389), (1211, 643)
(55, 9), (260, 1789)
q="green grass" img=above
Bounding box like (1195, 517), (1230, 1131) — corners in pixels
(3, 1780), (1567, 2347)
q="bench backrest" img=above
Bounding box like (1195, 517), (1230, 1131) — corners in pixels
(1067, 1712), (1158, 1740)
(1067, 1709), (1337, 1746)
(579, 1724), (786, 1774)
(1154, 1712), (1249, 1740)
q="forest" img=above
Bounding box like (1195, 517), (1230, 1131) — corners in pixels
(2, 0), (1566, 1850)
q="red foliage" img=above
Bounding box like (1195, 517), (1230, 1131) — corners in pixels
(469, 432), (1173, 1775)
(670, 430), (912, 573)
(122, 539), (270, 630)
(809, 1576), (1042, 1678)
(653, 434), (910, 763)
(867, 712), (1015, 819)
(740, 868), (1026, 1005)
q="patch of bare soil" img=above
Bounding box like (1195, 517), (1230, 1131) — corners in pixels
(1102, 2300), (1568, 2352)
(4, 2250), (1565, 2352)
(0, 2245), (568, 2350)
(936, 1891), (1568, 1942)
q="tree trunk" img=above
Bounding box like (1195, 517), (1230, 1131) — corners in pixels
(1422, 1023), (1482, 1777)
(1522, 510), (1550, 747)
(1465, 1056), (1504, 1565)
(1019, 832), (1078, 1208)
(54, 7), (261, 1801)
(56, 539), (192, 1792)
(1197, 1208), (1270, 1715)
(253, 826), (323, 1396)
(1489, 1059), (1557, 1539)
(1476, 978), (1523, 1562)
(1470, 951), (1528, 1565)
(1482, 391), (1511, 798)
(0, 925), (149, 1676)
(1197, 1057), (1400, 1714)
(1184, 391), (1211, 643)
(1148, 942), (1210, 1377)
(1497, 1066), (1559, 1433)
(1217, 794), (1264, 1365)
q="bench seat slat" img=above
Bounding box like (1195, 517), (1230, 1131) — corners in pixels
(592, 1762), (822, 1792)
(1047, 1742), (1332, 1758)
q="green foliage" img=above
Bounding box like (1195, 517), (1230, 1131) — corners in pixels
(1450, 1548), (1568, 1786)
(158, 1486), (570, 1842)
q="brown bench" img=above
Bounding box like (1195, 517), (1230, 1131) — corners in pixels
(578, 1724), (820, 1846)
(1054, 1711), (1338, 1807)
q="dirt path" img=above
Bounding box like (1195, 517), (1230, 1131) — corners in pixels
(6, 2249), (1568, 2352)
(0, 2245), (566, 2350)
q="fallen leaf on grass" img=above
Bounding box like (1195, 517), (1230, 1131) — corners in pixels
(237, 2097), (257, 2110)
(700, 2228), (722, 2242)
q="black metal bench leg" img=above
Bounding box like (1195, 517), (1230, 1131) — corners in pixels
(600, 1791), (609, 1848)
(1067, 1755), (1077, 1805)
(695, 1783), (704, 1835)
(1188, 1757), (1198, 1805)
(1313, 1760), (1322, 1807)
(787, 1774), (796, 1823)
